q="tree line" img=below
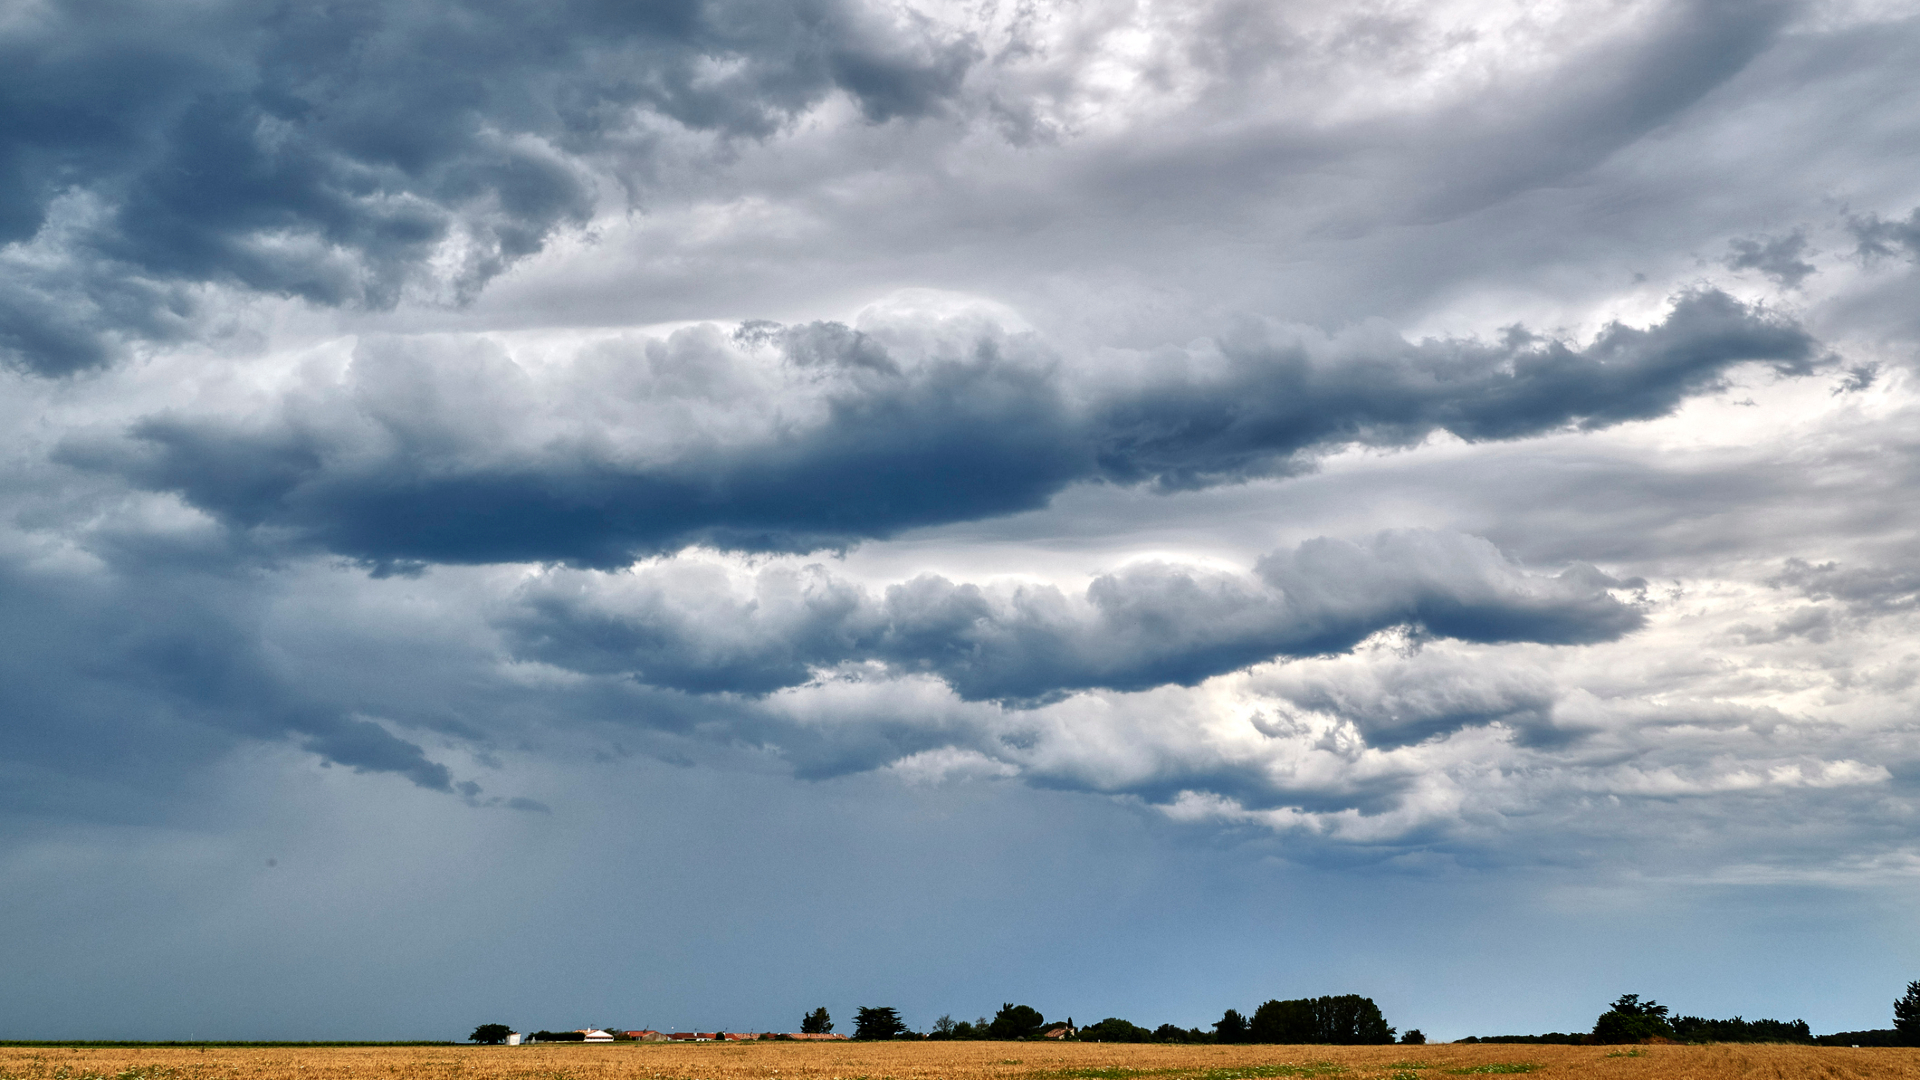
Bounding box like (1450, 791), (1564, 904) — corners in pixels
(1456, 983), (1920, 1047)
(833, 997), (1412, 1045)
(469, 979), (1920, 1047)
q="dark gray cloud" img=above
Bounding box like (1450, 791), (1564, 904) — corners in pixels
(0, 0), (978, 374)
(1724, 230), (1815, 287)
(65, 289), (1819, 568)
(1850, 207), (1920, 264)
(504, 530), (1642, 703)
(1769, 557), (1920, 614)
(1091, 289), (1817, 488)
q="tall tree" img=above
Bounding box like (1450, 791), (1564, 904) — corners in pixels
(854, 1006), (909, 1040)
(802, 1007), (833, 1035)
(988, 1004), (1047, 1040)
(1213, 1009), (1249, 1044)
(1592, 994), (1675, 1044)
(469, 1023), (512, 1045)
(1896, 981), (1920, 1045)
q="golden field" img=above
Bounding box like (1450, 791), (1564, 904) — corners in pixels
(2, 1041), (1917, 1080)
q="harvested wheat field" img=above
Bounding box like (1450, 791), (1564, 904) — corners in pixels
(2, 1042), (1917, 1080)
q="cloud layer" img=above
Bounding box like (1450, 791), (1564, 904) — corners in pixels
(506, 530), (1643, 703)
(61, 289), (1817, 568)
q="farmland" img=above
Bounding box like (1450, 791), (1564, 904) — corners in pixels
(2, 1041), (1917, 1080)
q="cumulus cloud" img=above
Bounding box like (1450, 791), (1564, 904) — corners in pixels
(60, 289), (1818, 568)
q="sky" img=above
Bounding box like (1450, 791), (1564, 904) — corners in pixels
(3, 0), (1919, 1044)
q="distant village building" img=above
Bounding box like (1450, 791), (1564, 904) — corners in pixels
(1042, 1020), (1077, 1040)
(783, 1033), (849, 1040)
(505, 1033), (522, 1046)
(582, 1028), (853, 1043)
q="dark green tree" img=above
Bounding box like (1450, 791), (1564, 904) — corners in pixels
(469, 1023), (513, 1045)
(1401, 1030), (1426, 1045)
(1079, 1018), (1149, 1042)
(929, 1015), (958, 1039)
(1250, 999), (1313, 1043)
(1213, 1009), (1249, 1044)
(802, 1007), (833, 1034)
(989, 1003), (1047, 1040)
(1316, 995), (1395, 1045)
(1592, 995), (1676, 1044)
(854, 1006), (909, 1040)
(1248, 997), (1393, 1044)
(1896, 982), (1920, 1045)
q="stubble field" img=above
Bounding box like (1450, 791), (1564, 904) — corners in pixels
(3, 1042), (1919, 1080)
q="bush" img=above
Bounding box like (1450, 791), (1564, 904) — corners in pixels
(1401, 1030), (1426, 1045)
